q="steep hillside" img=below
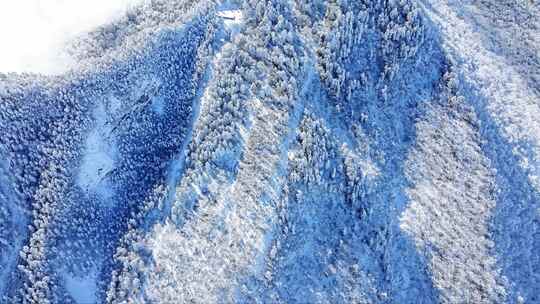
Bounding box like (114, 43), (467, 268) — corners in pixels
(0, 0), (538, 303)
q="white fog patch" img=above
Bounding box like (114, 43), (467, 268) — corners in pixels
(0, 0), (145, 74)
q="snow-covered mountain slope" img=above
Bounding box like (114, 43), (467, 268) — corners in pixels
(0, 0), (538, 303)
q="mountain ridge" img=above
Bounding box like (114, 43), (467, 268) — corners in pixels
(1, 0), (539, 303)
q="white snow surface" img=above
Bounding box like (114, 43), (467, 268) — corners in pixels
(63, 268), (98, 304)
(0, 0), (144, 74)
(217, 9), (243, 33)
(77, 101), (117, 203)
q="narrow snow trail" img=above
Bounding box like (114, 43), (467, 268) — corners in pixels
(143, 3), (314, 301)
(160, 28), (220, 222)
(142, 7), (257, 303)
(166, 8), (251, 228)
(162, 5), (246, 218)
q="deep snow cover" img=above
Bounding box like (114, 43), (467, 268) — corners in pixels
(0, 0), (539, 303)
